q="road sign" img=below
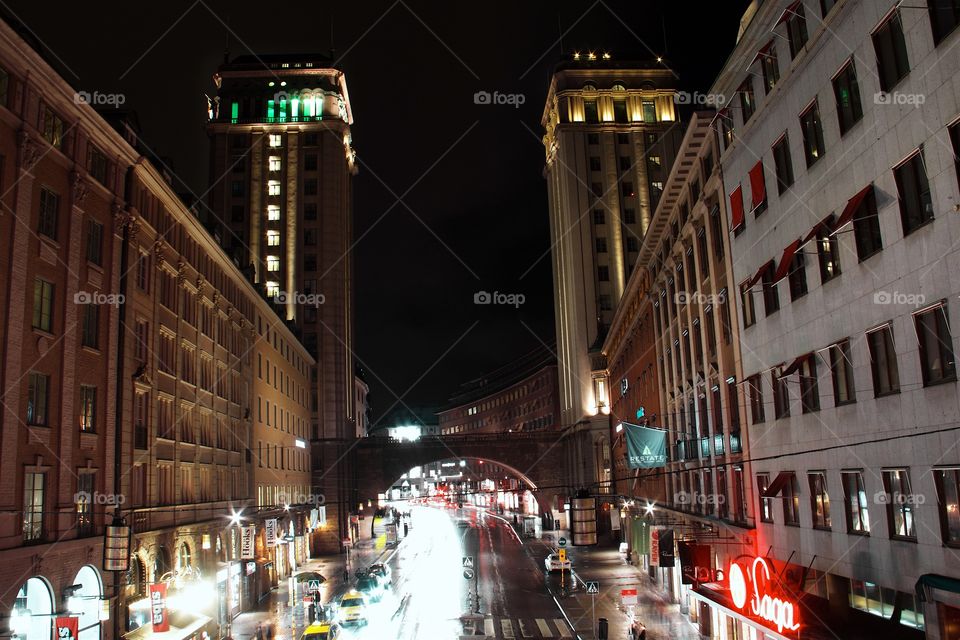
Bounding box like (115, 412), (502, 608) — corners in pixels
(558, 537), (567, 547)
(586, 581), (600, 595)
(621, 588), (638, 605)
(462, 556), (474, 569)
(307, 579), (322, 592)
(463, 568), (475, 580)
(558, 549), (567, 563)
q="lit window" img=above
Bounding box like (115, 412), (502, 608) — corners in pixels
(268, 181), (281, 196)
(267, 231), (280, 246)
(266, 282), (280, 298)
(268, 134), (282, 148)
(266, 256), (280, 272)
(269, 156), (281, 171)
(267, 205), (280, 221)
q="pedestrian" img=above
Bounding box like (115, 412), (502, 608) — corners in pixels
(255, 623), (263, 640)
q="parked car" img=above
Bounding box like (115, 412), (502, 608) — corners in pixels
(544, 552), (572, 573)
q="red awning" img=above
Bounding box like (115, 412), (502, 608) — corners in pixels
(831, 184), (873, 235)
(749, 162), (766, 212)
(748, 40), (775, 69)
(775, 0), (803, 26)
(802, 214), (835, 245)
(745, 259), (774, 289)
(760, 471), (796, 498)
(773, 239), (802, 283)
(779, 353), (813, 378)
(729, 185), (744, 232)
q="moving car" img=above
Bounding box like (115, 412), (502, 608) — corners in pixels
(300, 622), (340, 640)
(337, 591), (369, 626)
(544, 552), (572, 573)
(355, 574), (385, 602)
(368, 563), (392, 586)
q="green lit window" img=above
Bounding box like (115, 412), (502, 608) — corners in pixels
(267, 100), (275, 120)
(231, 102), (239, 121)
(303, 96), (315, 118)
(279, 98), (287, 122)
(291, 98), (299, 118)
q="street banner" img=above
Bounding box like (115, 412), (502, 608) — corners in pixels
(622, 423), (668, 468)
(658, 529), (676, 567)
(632, 519), (651, 555)
(650, 529), (660, 567)
(265, 518), (278, 547)
(55, 616), (78, 640)
(240, 525), (256, 559)
(149, 583), (169, 632)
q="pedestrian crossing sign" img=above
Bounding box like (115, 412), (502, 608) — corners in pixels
(586, 581), (600, 595)
(462, 555), (474, 569)
(307, 579), (322, 592)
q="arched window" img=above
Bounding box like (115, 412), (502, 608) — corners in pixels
(582, 82), (597, 91)
(12, 577), (53, 640)
(153, 546), (170, 582)
(612, 83), (626, 91)
(125, 555), (145, 598)
(176, 542), (192, 575)
(71, 566), (103, 640)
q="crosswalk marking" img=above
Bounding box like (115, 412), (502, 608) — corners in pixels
(536, 618), (553, 637)
(484, 618), (495, 637)
(555, 619), (573, 637)
(501, 618), (516, 638)
(518, 619), (536, 637)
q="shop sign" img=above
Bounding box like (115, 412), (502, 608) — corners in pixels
(240, 525), (256, 559)
(265, 519), (278, 547)
(650, 529), (660, 567)
(657, 529), (675, 567)
(246, 562), (256, 576)
(621, 588), (638, 605)
(729, 557), (800, 634)
(55, 616), (79, 640)
(149, 583), (169, 632)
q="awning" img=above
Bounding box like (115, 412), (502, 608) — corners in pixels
(749, 161), (766, 212)
(748, 40), (775, 69)
(760, 471), (795, 498)
(779, 353), (812, 378)
(775, 0), (803, 26)
(916, 574), (960, 602)
(802, 214), (835, 245)
(830, 185), (873, 235)
(745, 259), (774, 289)
(773, 239), (802, 283)
(729, 185), (745, 232)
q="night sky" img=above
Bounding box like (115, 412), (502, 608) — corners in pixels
(8, 1), (746, 424)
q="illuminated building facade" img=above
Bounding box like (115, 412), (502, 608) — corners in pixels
(206, 54), (358, 552)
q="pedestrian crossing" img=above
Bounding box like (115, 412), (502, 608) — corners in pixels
(466, 616), (574, 638)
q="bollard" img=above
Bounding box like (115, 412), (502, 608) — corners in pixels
(598, 617), (608, 640)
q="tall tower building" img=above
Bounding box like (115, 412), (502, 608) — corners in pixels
(541, 56), (682, 492)
(207, 53), (358, 551)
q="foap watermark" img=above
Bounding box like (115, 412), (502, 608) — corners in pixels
(273, 290), (325, 307)
(74, 91), (126, 108)
(74, 490), (126, 506)
(873, 290), (925, 307)
(675, 291), (726, 306)
(474, 290), (525, 308)
(873, 491), (926, 506)
(276, 491), (326, 507)
(74, 291), (124, 306)
(874, 91), (925, 107)
(675, 491), (726, 507)
(674, 91), (727, 107)
(473, 91), (526, 108)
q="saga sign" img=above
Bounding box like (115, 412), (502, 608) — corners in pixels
(729, 557), (800, 634)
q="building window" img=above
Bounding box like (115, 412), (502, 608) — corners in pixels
(38, 187), (59, 240)
(621, 181), (635, 197)
(589, 156), (601, 171)
(641, 100), (656, 122)
(800, 101), (826, 167)
(873, 10), (910, 91)
(739, 80), (755, 122)
(761, 44), (780, 93)
(598, 266), (609, 281)
(134, 319), (149, 365)
(743, 375), (762, 424)
(77, 385), (97, 433)
(268, 180), (281, 196)
(740, 282), (756, 328)
(914, 303), (956, 385)
(22, 472), (44, 542)
(800, 354), (820, 413)
(808, 472), (831, 529)
(595, 238), (607, 253)
(894, 149), (934, 235)
(231, 205), (244, 222)
(40, 105), (64, 149)
(761, 262), (779, 316)
(820, 0), (837, 16)
(773, 369), (790, 419)
(788, 249), (807, 301)
(934, 468), (960, 545)
(626, 237), (638, 252)
(86, 219), (103, 266)
(783, 473), (801, 526)
(882, 469), (917, 540)
(853, 186), (883, 260)
(180, 344), (195, 385)
(267, 231), (280, 246)
(81, 302), (99, 349)
(27, 372), (49, 426)
(304, 203), (317, 220)
(951, 120), (960, 188)
(842, 471), (870, 534)
(268, 156), (281, 171)
(88, 146), (108, 186)
(816, 227), (841, 283)
(772, 134), (794, 194)
(930, 0), (960, 44)
(32, 278), (54, 332)
(305, 154), (318, 171)
(867, 324), (900, 395)
(593, 209), (605, 225)
(833, 60), (863, 136)
(266, 255), (280, 272)
(829, 340), (856, 405)
(268, 134), (282, 148)
(76, 472), (94, 536)
(267, 205), (280, 221)
(756, 473), (774, 522)
(786, 3), (809, 58)
(266, 281), (280, 298)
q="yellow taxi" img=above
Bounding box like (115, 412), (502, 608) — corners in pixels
(300, 622), (339, 640)
(336, 590), (369, 626)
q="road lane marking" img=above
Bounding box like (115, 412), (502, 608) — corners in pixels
(484, 618), (495, 637)
(554, 619), (573, 637)
(536, 618), (553, 637)
(518, 619), (536, 637)
(501, 618), (516, 638)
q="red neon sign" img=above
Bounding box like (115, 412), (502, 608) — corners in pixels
(728, 557), (800, 634)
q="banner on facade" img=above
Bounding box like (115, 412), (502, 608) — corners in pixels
(240, 524), (256, 559)
(622, 423), (668, 468)
(55, 616), (79, 640)
(149, 583), (169, 632)
(650, 529), (660, 567)
(658, 529), (676, 567)
(265, 518), (278, 547)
